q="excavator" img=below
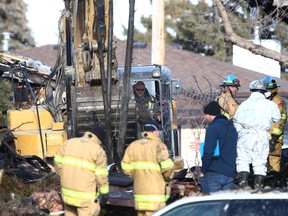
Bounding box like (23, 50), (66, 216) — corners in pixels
(0, 0), (188, 209)
(2, 0), (180, 163)
(3, 1), (287, 212)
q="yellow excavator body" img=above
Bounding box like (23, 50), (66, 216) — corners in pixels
(8, 109), (66, 158)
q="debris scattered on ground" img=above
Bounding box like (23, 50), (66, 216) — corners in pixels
(0, 171), (62, 215)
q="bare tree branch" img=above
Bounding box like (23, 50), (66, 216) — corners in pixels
(213, 0), (288, 67)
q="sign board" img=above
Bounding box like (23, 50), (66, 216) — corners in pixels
(233, 39), (281, 78)
(179, 128), (205, 169)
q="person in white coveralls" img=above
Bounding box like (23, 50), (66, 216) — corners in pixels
(233, 80), (281, 189)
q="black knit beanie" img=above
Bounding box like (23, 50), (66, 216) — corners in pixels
(204, 101), (221, 116)
(143, 119), (161, 131)
(90, 125), (106, 144)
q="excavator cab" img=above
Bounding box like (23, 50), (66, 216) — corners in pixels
(118, 64), (179, 156)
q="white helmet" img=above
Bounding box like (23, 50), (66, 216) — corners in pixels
(249, 80), (267, 92)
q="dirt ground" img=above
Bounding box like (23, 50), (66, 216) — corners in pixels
(0, 171), (59, 215)
(0, 156), (199, 216)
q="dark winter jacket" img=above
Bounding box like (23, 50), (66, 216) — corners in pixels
(201, 115), (237, 177)
(133, 87), (160, 123)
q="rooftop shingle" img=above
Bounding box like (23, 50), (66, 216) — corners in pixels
(16, 42), (288, 95)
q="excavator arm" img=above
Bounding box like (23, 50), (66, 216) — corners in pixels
(50, 0), (132, 163)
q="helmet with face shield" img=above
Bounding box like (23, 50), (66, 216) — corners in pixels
(220, 74), (241, 87)
(262, 76), (280, 90)
(249, 80), (267, 93)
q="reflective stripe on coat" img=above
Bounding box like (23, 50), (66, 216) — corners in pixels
(54, 132), (109, 207)
(269, 94), (287, 141)
(121, 132), (174, 211)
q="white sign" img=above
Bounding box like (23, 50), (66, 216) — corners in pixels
(180, 128), (205, 168)
(233, 39), (281, 78)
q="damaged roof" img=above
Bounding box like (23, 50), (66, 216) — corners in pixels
(15, 42), (288, 96)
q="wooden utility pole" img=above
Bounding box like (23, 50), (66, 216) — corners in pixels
(151, 0), (165, 65)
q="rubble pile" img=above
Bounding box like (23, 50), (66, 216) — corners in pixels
(0, 127), (63, 215)
(0, 172), (62, 215)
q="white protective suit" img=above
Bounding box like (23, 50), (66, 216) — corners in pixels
(234, 92), (281, 176)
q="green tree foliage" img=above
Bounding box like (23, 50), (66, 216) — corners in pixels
(0, 0), (35, 51)
(0, 0), (33, 125)
(0, 79), (13, 125)
(128, 0), (287, 63)
(275, 21), (288, 54)
(131, 0), (253, 62)
(122, 25), (152, 42)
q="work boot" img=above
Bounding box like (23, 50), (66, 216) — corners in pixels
(267, 168), (279, 177)
(236, 171), (250, 189)
(254, 175), (265, 190)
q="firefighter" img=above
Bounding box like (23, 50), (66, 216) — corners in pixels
(234, 80), (280, 189)
(262, 76), (287, 174)
(216, 74), (241, 119)
(54, 125), (109, 216)
(121, 120), (174, 216)
(133, 81), (161, 130)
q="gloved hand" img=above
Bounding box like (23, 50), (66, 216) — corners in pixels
(271, 134), (279, 143)
(269, 140), (276, 152)
(269, 134), (279, 152)
(99, 194), (108, 206)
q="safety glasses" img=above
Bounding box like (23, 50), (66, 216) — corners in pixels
(136, 88), (145, 92)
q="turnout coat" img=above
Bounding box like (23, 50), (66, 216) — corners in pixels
(54, 132), (109, 207)
(121, 132), (174, 211)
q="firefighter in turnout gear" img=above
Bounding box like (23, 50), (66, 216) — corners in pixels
(263, 76), (287, 174)
(133, 81), (161, 131)
(121, 120), (174, 216)
(54, 126), (109, 216)
(216, 74), (241, 119)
